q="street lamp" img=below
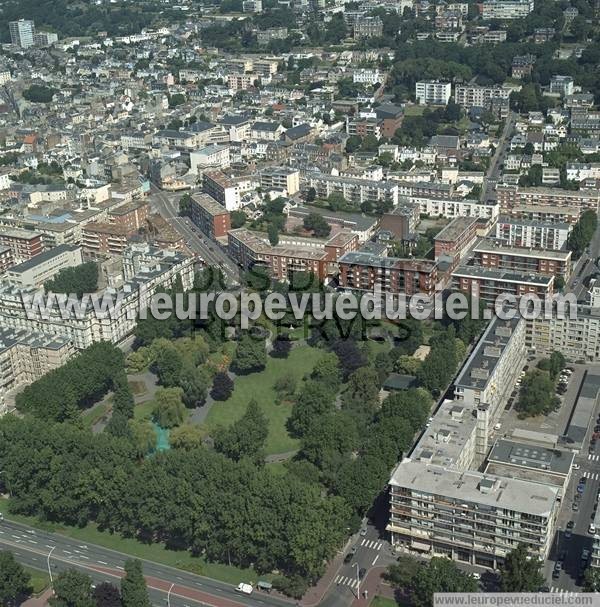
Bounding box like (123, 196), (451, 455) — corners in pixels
(167, 582), (174, 607)
(353, 562), (360, 599)
(47, 546), (56, 585)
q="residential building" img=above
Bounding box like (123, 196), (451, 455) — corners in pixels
(259, 167), (300, 195)
(0, 247), (13, 274)
(433, 217), (479, 263)
(454, 85), (510, 109)
(482, 0), (534, 19)
(9, 19), (35, 48)
(549, 75), (574, 97)
(203, 171), (242, 211)
(0, 328), (74, 415)
(4, 245), (84, 288)
(498, 185), (600, 213)
(415, 80), (452, 105)
(452, 266), (554, 304)
(190, 193), (231, 240)
(353, 16), (383, 39)
(251, 121), (285, 141)
(494, 217), (571, 250)
(307, 173), (399, 209)
(190, 145), (231, 174)
(338, 252), (439, 296)
(0, 229), (44, 263)
(380, 204), (421, 241)
(82, 223), (129, 257)
(415, 196), (499, 220)
(108, 200), (149, 235)
(33, 31), (58, 46)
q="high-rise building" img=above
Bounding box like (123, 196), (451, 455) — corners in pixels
(9, 19), (35, 49)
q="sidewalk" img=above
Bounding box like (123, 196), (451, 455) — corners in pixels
(350, 567), (396, 607)
(21, 588), (53, 607)
(301, 546), (349, 607)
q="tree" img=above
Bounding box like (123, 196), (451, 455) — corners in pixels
(311, 352), (342, 389)
(23, 84), (57, 103)
(179, 364), (209, 407)
(303, 213), (331, 238)
(121, 560), (150, 607)
(0, 551), (30, 606)
(92, 582), (122, 607)
(537, 351), (565, 381)
(345, 135), (362, 153)
(50, 569), (94, 607)
(500, 544), (544, 592)
(234, 334), (266, 374)
(153, 387), (186, 428)
(268, 223), (279, 246)
(331, 339), (367, 380)
(288, 380), (335, 437)
(169, 424), (205, 450)
(230, 210), (247, 228)
(214, 400), (268, 462)
(306, 187), (316, 202)
(567, 210), (597, 258)
(178, 193), (192, 217)
(211, 371), (234, 401)
(45, 262), (99, 298)
(515, 370), (560, 418)
(152, 340), (183, 387)
(584, 566), (600, 592)
(271, 335), (292, 358)
(342, 366), (380, 415)
(386, 557), (478, 607)
(128, 419), (157, 458)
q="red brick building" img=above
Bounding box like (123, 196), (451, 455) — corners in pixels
(190, 193), (231, 240)
(0, 228), (44, 263)
(82, 223), (129, 257)
(433, 216), (479, 263)
(108, 200), (149, 235)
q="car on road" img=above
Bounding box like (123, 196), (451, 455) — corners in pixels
(590, 523), (597, 535)
(573, 502), (580, 511)
(552, 567), (560, 579)
(359, 568), (367, 579)
(573, 463), (581, 470)
(567, 520), (575, 529)
(565, 529), (572, 539)
(359, 528), (368, 536)
(236, 583), (253, 595)
(578, 483), (586, 493)
(582, 549), (590, 562)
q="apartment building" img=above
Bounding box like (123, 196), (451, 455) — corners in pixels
(0, 247), (12, 273)
(259, 167), (300, 195)
(82, 222), (129, 257)
(190, 193), (231, 240)
(353, 16), (383, 39)
(338, 252), (438, 296)
(227, 73), (259, 92)
(0, 229), (44, 263)
(498, 184), (600, 213)
(108, 200), (149, 234)
(452, 266), (554, 304)
(482, 0), (534, 19)
(203, 170), (242, 211)
(4, 245), (84, 288)
(416, 196), (499, 220)
(9, 19), (35, 48)
(415, 81), (452, 105)
(0, 246), (194, 350)
(566, 163), (600, 182)
(228, 228), (338, 281)
(190, 145), (231, 174)
(549, 75), (574, 98)
(0, 328), (74, 415)
(472, 240), (572, 279)
(500, 204), (580, 226)
(434, 217), (479, 263)
(454, 85), (510, 109)
(494, 217), (571, 250)
(353, 69), (382, 85)
(380, 204), (421, 241)
(388, 316), (560, 568)
(306, 173), (399, 208)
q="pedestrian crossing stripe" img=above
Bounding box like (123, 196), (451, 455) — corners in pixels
(549, 588), (579, 595)
(335, 575), (358, 588)
(360, 539), (383, 550)
(588, 454), (600, 461)
(583, 471), (600, 480)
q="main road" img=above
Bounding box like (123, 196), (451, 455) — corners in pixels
(482, 111), (516, 203)
(149, 183), (240, 285)
(0, 518), (295, 607)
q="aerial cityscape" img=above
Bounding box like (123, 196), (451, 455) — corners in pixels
(0, 0), (600, 605)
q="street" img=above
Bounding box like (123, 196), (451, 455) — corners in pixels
(482, 112), (516, 203)
(0, 518), (294, 607)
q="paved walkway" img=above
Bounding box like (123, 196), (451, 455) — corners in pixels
(349, 568), (395, 607)
(21, 588), (53, 607)
(301, 542), (352, 607)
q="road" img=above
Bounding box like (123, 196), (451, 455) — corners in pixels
(567, 221), (600, 301)
(0, 518), (294, 607)
(149, 184), (240, 285)
(542, 365), (600, 593)
(482, 112), (516, 203)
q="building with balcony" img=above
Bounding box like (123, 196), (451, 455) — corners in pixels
(190, 193), (231, 241)
(494, 217), (571, 250)
(415, 80), (452, 106)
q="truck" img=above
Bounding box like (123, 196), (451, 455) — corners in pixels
(235, 583), (253, 595)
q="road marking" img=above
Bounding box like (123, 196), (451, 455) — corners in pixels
(98, 561), (108, 565)
(372, 554), (380, 566)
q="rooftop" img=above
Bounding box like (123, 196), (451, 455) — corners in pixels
(6, 244), (81, 275)
(453, 265), (554, 286)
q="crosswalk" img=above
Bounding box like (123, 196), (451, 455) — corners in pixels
(583, 470), (600, 480)
(335, 575), (359, 588)
(588, 454), (600, 462)
(549, 588), (580, 595)
(360, 539), (383, 550)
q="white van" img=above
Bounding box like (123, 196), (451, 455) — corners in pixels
(235, 583), (253, 595)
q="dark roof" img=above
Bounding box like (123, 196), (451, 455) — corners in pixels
(188, 121), (215, 133)
(8, 244), (80, 274)
(284, 124), (312, 140)
(375, 104), (403, 120)
(252, 121), (281, 132)
(220, 114), (251, 126)
(383, 373), (418, 391)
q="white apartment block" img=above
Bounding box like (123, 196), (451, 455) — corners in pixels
(0, 71), (11, 85)
(259, 167), (300, 196)
(495, 217), (570, 250)
(203, 171), (242, 211)
(120, 132), (152, 151)
(388, 316), (561, 569)
(482, 0), (534, 19)
(415, 196), (500, 220)
(353, 69), (382, 85)
(549, 75), (574, 98)
(0, 246), (194, 350)
(190, 145), (231, 174)
(307, 173), (399, 207)
(566, 162), (600, 182)
(0, 328), (74, 415)
(415, 80), (452, 105)
(4, 245), (83, 288)
(454, 85), (510, 108)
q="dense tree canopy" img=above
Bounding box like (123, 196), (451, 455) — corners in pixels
(45, 262), (99, 298)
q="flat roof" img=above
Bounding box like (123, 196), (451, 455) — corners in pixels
(453, 265), (553, 286)
(434, 216), (478, 243)
(487, 439), (573, 475)
(474, 239), (572, 261)
(565, 372), (600, 445)
(191, 193), (228, 216)
(7, 244), (80, 275)
(339, 251), (436, 273)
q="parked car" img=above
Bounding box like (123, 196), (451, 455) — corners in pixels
(567, 520), (575, 529)
(573, 502), (580, 512)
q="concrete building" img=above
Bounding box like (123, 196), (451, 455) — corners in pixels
(307, 173), (399, 208)
(433, 217), (479, 264)
(0, 328), (74, 415)
(9, 19), (35, 48)
(259, 167), (300, 196)
(0, 229), (44, 263)
(190, 193), (231, 240)
(415, 196), (499, 220)
(452, 266), (554, 304)
(454, 85), (510, 109)
(415, 80), (452, 105)
(4, 245), (84, 288)
(482, 0), (534, 19)
(338, 251), (439, 296)
(471, 240), (572, 279)
(0, 246), (194, 350)
(353, 16), (383, 39)
(498, 184), (600, 214)
(494, 216), (571, 250)
(108, 200), (149, 235)
(549, 75), (574, 98)
(0, 247), (13, 273)
(82, 223), (129, 257)
(203, 170), (242, 211)
(190, 145), (231, 174)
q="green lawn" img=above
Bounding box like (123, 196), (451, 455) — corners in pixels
(404, 105), (426, 116)
(81, 400), (112, 428)
(203, 345), (320, 455)
(0, 499), (262, 586)
(133, 399), (157, 421)
(24, 566), (50, 594)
